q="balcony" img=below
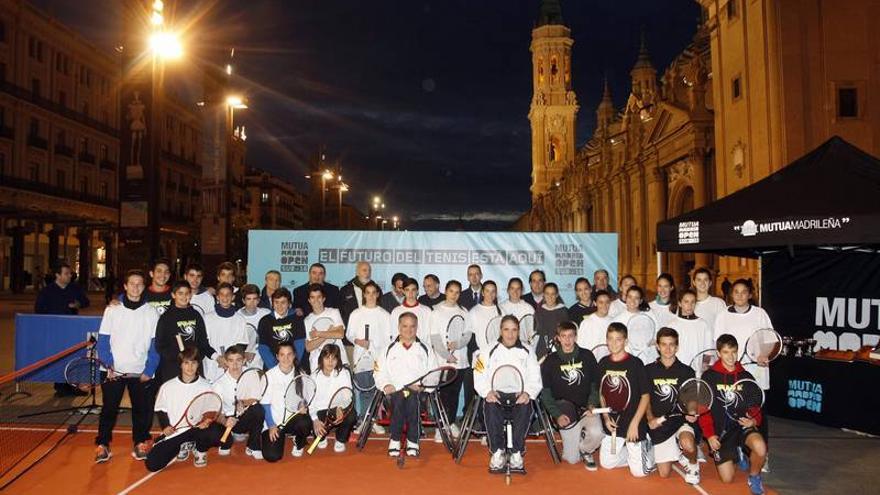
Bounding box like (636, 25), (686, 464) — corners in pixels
(78, 152), (95, 164)
(27, 134), (48, 150)
(160, 150), (200, 173)
(0, 80), (118, 138)
(99, 159), (117, 171)
(54, 144), (74, 157)
(0, 125), (13, 140)
(0, 172), (118, 207)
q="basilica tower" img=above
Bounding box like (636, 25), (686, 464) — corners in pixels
(529, 0), (578, 203)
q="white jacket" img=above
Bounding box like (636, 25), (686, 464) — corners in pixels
(310, 368), (353, 420)
(374, 337), (437, 392)
(473, 342), (542, 401)
(429, 303), (470, 369)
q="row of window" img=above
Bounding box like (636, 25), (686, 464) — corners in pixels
(25, 32), (109, 93)
(0, 151), (111, 200)
(21, 114), (115, 161)
(730, 75), (861, 118)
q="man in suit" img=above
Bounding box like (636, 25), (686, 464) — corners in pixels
(338, 261), (376, 326)
(523, 269), (546, 310)
(292, 263), (339, 317)
(459, 264), (483, 310)
(379, 272), (408, 313)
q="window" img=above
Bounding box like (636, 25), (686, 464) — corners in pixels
(29, 118), (39, 137)
(100, 144), (108, 161)
(29, 164), (38, 181)
(37, 41), (43, 62)
(56, 53), (63, 72)
(81, 102), (89, 117)
(731, 76), (742, 101)
(79, 176), (88, 194)
(727, 0), (739, 20)
(0, 106), (5, 126)
(99, 181), (108, 199)
(31, 78), (41, 97)
(28, 37), (36, 58)
(261, 192), (269, 204)
(58, 90), (67, 107)
(56, 129), (66, 145)
(56, 169), (65, 188)
(0, 62), (5, 81)
(0, 152), (5, 176)
(0, 20), (6, 43)
(80, 137), (89, 152)
(837, 87), (858, 118)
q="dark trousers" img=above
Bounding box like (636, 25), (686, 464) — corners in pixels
(484, 400), (531, 453)
(215, 405), (264, 451)
(145, 426), (214, 472)
(461, 367), (475, 418)
(96, 376), (151, 446)
(316, 408), (357, 443)
(439, 367), (466, 422)
(389, 391), (421, 444)
(261, 414), (312, 463)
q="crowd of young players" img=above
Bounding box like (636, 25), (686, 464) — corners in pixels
(93, 258), (772, 494)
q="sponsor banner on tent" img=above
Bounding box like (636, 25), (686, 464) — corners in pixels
(762, 250), (880, 351)
(247, 230), (618, 294)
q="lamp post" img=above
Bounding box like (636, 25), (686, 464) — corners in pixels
(338, 180), (349, 228)
(320, 169), (333, 227)
(148, 0), (182, 261)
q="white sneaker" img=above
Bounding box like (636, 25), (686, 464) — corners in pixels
(334, 441), (347, 453)
(677, 453), (689, 468)
(291, 445), (304, 457)
(218, 447), (231, 456)
(232, 433), (247, 443)
(762, 455), (770, 473)
(480, 436), (488, 446)
(434, 429), (443, 443)
(176, 442), (192, 461)
(317, 438), (329, 450)
(489, 450), (506, 470)
(685, 463), (700, 485)
(372, 423), (386, 435)
(509, 451), (524, 470)
(406, 440), (419, 457)
(450, 423), (460, 438)
(697, 447), (707, 463)
(388, 439), (401, 457)
(193, 451), (207, 468)
(246, 448), (263, 460)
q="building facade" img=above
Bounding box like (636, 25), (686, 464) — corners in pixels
(0, 0), (120, 291)
(244, 168), (306, 230)
(519, 0), (880, 292)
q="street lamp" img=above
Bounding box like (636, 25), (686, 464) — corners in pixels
(338, 181), (349, 228)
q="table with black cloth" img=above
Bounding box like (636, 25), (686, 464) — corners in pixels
(768, 354), (880, 435)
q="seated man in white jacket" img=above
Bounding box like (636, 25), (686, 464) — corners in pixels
(474, 315), (542, 474)
(375, 311), (437, 458)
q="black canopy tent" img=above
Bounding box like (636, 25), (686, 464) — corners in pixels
(657, 136), (880, 257)
(655, 136), (880, 435)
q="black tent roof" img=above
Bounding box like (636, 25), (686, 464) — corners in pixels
(657, 136), (880, 257)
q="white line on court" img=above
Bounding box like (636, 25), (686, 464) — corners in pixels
(672, 464), (711, 495)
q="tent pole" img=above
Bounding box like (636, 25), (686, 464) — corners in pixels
(758, 255), (763, 305)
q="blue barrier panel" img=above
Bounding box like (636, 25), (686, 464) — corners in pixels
(13, 314), (101, 383)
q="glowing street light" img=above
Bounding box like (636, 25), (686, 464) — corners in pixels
(149, 31), (183, 59)
(322, 170), (334, 180)
(226, 95), (248, 109)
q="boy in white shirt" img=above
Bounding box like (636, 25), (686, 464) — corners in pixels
(304, 284), (348, 373)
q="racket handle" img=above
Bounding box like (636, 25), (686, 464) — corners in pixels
(590, 407), (611, 415)
(610, 431), (617, 455)
(175, 334), (185, 352)
(307, 434), (323, 454)
(365, 324), (370, 341)
(219, 424), (233, 444)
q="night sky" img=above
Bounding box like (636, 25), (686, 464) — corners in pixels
(37, 0), (701, 230)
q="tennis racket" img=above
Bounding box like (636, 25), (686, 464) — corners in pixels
(655, 377), (713, 425)
(220, 368), (268, 443)
(435, 314), (468, 362)
(626, 312), (657, 353)
(485, 315), (502, 349)
(740, 328), (782, 366)
(633, 343), (659, 364)
(245, 322), (259, 357)
(554, 399), (611, 431)
(518, 314), (537, 347)
(308, 316), (336, 341)
(403, 365), (458, 394)
(64, 357), (141, 391)
(192, 303), (206, 316)
(307, 386), (355, 454)
(155, 391), (222, 443)
(720, 378), (765, 423)
(351, 323), (377, 392)
(690, 348), (719, 378)
(591, 343), (611, 362)
(175, 333), (185, 352)
(490, 364), (524, 485)
(599, 373), (631, 455)
(279, 374), (317, 429)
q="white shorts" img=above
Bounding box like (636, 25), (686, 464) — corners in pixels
(599, 435), (655, 477)
(652, 424), (695, 464)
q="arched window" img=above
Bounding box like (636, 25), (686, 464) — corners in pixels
(538, 57), (545, 84)
(550, 56), (559, 83)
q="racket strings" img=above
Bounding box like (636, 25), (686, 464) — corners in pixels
(185, 392), (222, 425)
(236, 369), (267, 399)
(419, 367), (457, 390)
(677, 379), (713, 414)
(600, 375), (631, 411)
(746, 329), (782, 362)
(285, 376), (317, 411)
(65, 357), (102, 386)
(491, 365), (524, 395)
(518, 315), (536, 344)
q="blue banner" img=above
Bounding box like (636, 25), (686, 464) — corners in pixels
(247, 230), (617, 295)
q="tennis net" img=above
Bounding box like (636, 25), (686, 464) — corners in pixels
(0, 338), (93, 490)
